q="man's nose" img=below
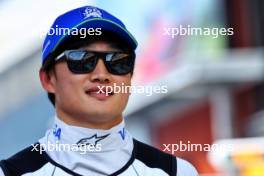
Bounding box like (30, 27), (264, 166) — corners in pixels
(90, 59), (112, 83)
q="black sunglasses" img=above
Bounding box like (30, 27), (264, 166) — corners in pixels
(55, 50), (135, 75)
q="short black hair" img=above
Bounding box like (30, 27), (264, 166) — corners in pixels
(41, 31), (135, 107)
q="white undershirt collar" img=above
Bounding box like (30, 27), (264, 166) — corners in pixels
(39, 114), (134, 176)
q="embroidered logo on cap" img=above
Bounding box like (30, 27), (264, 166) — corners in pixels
(82, 7), (102, 19)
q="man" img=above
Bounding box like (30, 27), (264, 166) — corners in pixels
(0, 6), (198, 176)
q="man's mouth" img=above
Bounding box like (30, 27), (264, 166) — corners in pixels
(85, 86), (114, 100)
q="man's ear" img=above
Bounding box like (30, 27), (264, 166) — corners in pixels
(39, 68), (56, 93)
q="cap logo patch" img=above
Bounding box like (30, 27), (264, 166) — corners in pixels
(82, 7), (102, 19)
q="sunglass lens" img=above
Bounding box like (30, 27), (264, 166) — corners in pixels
(107, 53), (134, 75)
(67, 51), (97, 73)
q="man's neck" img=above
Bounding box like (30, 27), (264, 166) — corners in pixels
(55, 109), (123, 130)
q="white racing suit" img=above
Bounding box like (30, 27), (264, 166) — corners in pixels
(0, 115), (198, 176)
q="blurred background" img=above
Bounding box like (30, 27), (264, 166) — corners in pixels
(0, 0), (264, 175)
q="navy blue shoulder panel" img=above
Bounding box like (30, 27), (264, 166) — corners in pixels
(0, 143), (47, 176)
(133, 139), (177, 176)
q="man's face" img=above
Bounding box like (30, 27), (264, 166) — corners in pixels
(40, 41), (132, 127)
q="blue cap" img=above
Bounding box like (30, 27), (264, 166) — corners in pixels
(42, 6), (138, 65)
